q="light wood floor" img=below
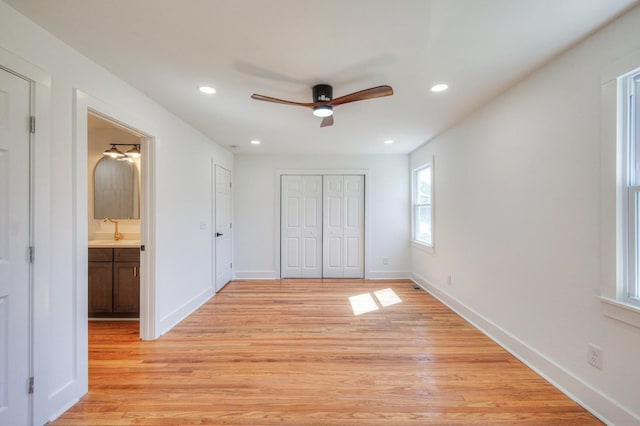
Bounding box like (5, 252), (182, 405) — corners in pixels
(54, 279), (600, 425)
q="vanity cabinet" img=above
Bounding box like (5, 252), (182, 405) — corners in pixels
(89, 248), (140, 318)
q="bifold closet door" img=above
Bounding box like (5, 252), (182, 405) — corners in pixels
(281, 175), (322, 278)
(323, 175), (364, 278)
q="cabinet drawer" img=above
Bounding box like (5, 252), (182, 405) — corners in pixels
(88, 248), (113, 262)
(114, 248), (140, 262)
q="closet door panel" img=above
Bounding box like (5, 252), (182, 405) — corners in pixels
(281, 175), (322, 278)
(323, 175), (364, 278)
(342, 176), (364, 278)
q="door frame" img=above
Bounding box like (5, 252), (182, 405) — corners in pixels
(73, 90), (157, 343)
(275, 169), (371, 279)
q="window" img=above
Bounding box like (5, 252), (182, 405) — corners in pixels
(413, 163), (433, 246)
(623, 70), (640, 305)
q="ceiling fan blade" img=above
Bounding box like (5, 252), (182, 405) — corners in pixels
(329, 85), (393, 107)
(320, 115), (334, 127)
(250, 93), (316, 107)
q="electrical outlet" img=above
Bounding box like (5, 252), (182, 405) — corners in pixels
(587, 344), (603, 369)
(383, 258), (389, 265)
(447, 275), (452, 286)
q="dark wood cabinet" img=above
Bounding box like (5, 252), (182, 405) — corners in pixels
(88, 261), (113, 313)
(113, 262), (139, 313)
(89, 248), (140, 318)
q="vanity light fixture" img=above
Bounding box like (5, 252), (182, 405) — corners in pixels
(125, 145), (141, 158)
(103, 145), (124, 158)
(103, 144), (141, 159)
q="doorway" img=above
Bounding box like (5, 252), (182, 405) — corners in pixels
(281, 175), (365, 278)
(73, 89), (157, 346)
(87, 113), (143, 320)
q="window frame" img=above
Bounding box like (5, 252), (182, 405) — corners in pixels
(622, 69), (640, 306)
(411, 161), (434, 251)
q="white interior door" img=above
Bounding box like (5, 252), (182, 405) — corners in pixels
(323, 175), (364, 278)
(0, 68), (32, 424)
(215, 165), (232, 291)
(281, 176), (322, 278)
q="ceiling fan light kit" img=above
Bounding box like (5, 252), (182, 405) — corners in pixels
(312, 105), (333, 117)
(251, 83), (393, 127)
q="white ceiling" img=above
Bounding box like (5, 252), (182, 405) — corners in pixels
(6, 0), (638, 155)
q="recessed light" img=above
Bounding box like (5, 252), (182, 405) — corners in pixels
(430, 83), (448, 93)
(384, 140), (394, 144)
(199, 86), (216, 95)
(250, 140), (261, 145)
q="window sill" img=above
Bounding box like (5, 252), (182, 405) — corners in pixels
(599, 296), (640, 329)
(411, 240), (434, 254)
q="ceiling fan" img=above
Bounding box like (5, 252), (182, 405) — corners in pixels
(250, 84), (394, 127)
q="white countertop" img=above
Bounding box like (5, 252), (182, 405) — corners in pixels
(88, 240), (141, 248)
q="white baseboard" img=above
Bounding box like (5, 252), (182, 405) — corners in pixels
(233, 270), (411, 280)
(367, 270), (410, 279)
(46, 397), (79, 424)
(410, 272), (640, 426)
(233, 270), (279, 280)
(159, 287), (214, 335)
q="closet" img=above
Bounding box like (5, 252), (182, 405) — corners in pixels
(281, 175), (364, 278)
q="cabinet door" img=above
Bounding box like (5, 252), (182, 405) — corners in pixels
(113, 262), (140, 315)
(88, 261), (113, 314)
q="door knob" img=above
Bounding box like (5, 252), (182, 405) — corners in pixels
(216, 232), (223, 237)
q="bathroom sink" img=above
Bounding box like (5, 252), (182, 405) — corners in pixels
(88, 239), (141, 248)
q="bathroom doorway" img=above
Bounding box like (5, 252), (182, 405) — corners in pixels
(87, 114), (143, 321)
(74, 88), (157, 347)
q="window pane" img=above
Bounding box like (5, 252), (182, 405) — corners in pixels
(632, 75), (640, 185)
(415, 205), (432, 245)
(634, 191), (640, 300)
(632, 76), (640, 301)
(416, 166), (431, 204)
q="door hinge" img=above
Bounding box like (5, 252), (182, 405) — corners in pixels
(229, 182), (232, 189)
(229, 222), (232, 229)
(30, 116), (36, 134)
(230, 262), (232, 269)
(28, 377), (34, 394)
(28, 246), (34, 263)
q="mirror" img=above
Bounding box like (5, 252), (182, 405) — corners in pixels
(94, 157), (140, 219)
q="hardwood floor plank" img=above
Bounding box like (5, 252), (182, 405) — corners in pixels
(53, 279), (601, 425)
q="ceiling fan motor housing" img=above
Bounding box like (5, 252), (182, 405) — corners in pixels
(313, 84), (333, 102)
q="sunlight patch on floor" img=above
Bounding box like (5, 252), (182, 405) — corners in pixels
(349, 293), (379, 315)
(349, 288), (402, 315)
(374, 288), (402, 307)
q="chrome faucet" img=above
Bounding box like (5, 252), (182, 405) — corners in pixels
(104, 218), (123, 241)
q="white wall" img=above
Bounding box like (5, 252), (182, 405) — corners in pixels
(410, 6), (640, 425)
(0, 1), (233, 423)
(234, 154), (410, 279)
